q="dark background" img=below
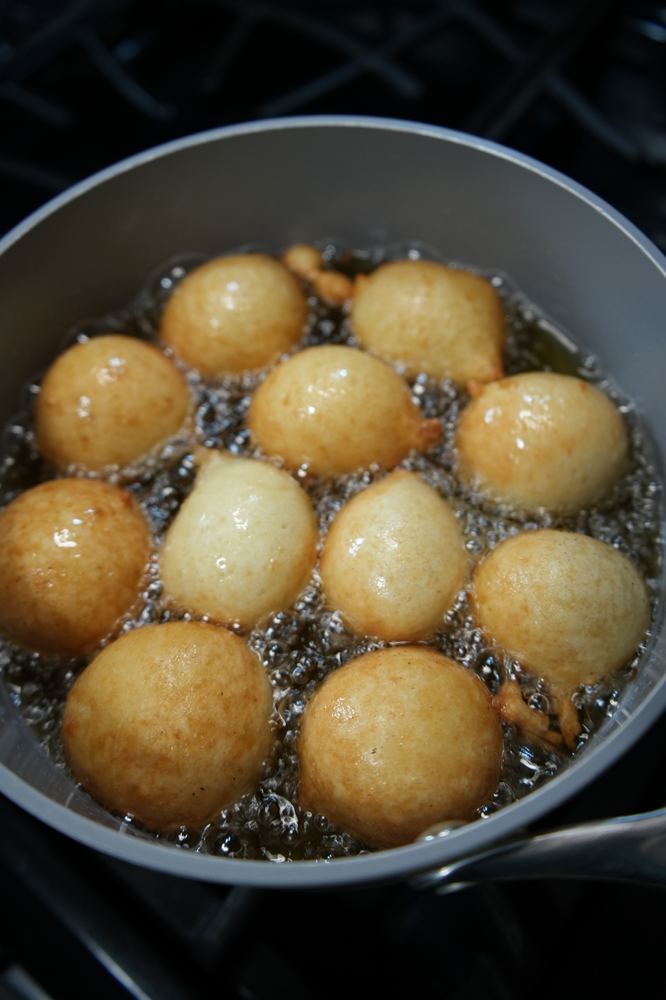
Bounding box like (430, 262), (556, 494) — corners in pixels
(0, 2), (665, 999)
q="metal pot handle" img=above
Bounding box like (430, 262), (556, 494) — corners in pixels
(411, 807), (666, 892)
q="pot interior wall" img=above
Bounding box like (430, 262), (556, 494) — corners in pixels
(0, 120), (665, 881)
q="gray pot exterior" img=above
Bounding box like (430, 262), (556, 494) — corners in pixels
(0, 116), (664, 889)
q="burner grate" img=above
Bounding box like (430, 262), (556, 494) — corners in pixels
(0, 1), (665, 243)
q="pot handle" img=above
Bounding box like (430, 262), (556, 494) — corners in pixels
(411, 807), (666, 892)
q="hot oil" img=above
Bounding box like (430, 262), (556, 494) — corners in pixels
(0, 245), (662, 862)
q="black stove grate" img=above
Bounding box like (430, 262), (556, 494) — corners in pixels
(1, 3), (666, 999)
(2, 716), (666, 1000)
(1, 0), (666, 240)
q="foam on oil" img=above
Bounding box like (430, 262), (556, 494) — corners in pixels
(0, 243), (661, 861)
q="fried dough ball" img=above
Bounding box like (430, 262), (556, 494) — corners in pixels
(248, 345), (441, 476)
(160, 452), (317, 629)
(351, 259), (505, 384)
(298, 646), (502, 847)
(311, 270), (354, 305)
(282, 243), (323, 281)
(492, 680), (562, 745)
(472, 529), (651, 692)
(456, 372), (629, 513)
(35, 334), (190, 471)
(159, 254), (308, 376)
(62, 621), (272, 832)
(281, 245), (354, 303)
(320, 470), (467, 641)
(0, 479), (150, 657)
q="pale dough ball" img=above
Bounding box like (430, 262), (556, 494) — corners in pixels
(0, 479), (151, 657)
(248, 345), (441, 476)
(320, 470), (467, 641)
(160, 254), (308, 376)
(160, 452), (318, 629)
(62, 621), (272, 831)
(298, 646), (502, 847)
(456, 372), (629, 513)
(472, 529), (651, 692)
(35, 334), (191, 471)
(351, 259), (505, 383)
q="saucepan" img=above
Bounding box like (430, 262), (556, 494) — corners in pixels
(0, 116), (665, 890)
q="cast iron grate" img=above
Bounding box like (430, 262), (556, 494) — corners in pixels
(1, 0), (666, 242)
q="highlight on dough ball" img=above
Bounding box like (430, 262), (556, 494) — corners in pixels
(456, 371), (629, 513)
(0, 478), (151, 657)
(298, 645), (503, 848)
(160, 451), (318, 629)
(35, 334), (191, 471)
(320, 470), (467, 641)
(62, 621), (273, 832)
(248, 344), (441, 476)
(472, 529), (651, 693)
(159, 253), (308, 376)
(351, 259), (505, 384)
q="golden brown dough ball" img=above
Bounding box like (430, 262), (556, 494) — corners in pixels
(62, 621), (272, 832)
(320, 470), (467, 641)
(160, 452), (317, 629)
(472, 529), (651, 692)
(0, 479), (151, 657)
(311, 270), (354, 305)
(351, 259), (505, 384)
(159, 254), (308, 376)
(247, 345), (441, 476)
(456, 372), (629, 514)
(282, 243), (323, 281)
(35, 334), (191, 471)
(298, 646), (502, 847)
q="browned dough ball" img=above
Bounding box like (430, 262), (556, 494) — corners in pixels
(298, 646), (502, 847)
(456, 372), (629, 513)
(282, 244), (323, 281)
(159, 254), (308, 376)
(311, 270), (354, 305)
(0, 479), (151, 657)
(62, 621), (272, 832)
(351, 259), (505, 384)
(247, 345), (441, 476)
(35, 334), (191, 471)
(160, 452), (318, 629)
(472, 529), (651, 692)
(320, 470), (467, 641)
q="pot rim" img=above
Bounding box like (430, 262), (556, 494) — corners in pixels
(3, 113), (666, 273)
(1, 113), (665, 889)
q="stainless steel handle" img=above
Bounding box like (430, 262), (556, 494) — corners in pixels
(411, 807), (666, 892)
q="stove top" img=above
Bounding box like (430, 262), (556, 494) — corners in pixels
(2, 0), (666, 244)
(1, 3), (665, 999)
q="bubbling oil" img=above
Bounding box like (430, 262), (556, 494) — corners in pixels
(0, 243), (661, 862)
